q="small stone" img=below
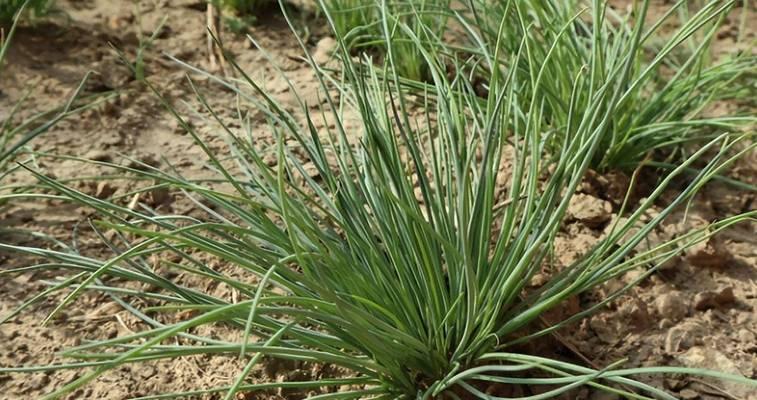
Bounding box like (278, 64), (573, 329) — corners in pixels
(677, 347), (751, 398)
(529, 272), (548, 287)
(693, 287), (735, 311)
(28, 374), (49, 390)
(737, 329), (755, 343)
(84, 150), (112, 162)
(618, 298), (651, 331)
(105, 325), (118, 339)
(664, 322), (702, 353)
(93, 59), (133, 90)
(679, 389), (698, 399)
(568, 194), (612, 227)
(95, 181), (116, 199)
(313, 37), (337, 65)
(654, 291), (688, 321)
(148, 186), (172, 207)
(686, 237), (733, 268)
(127, 153), (161, 171)
(139, 365), (157, 380)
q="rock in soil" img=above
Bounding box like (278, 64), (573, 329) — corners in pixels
(678, 388), (698, 399)
(568, 193), (612, 228)
(95, 181), (117, 199)
(693, 287), (736, 311)
(677, 347), (753, 399)
(617, 297), (652, 331)
(686, 236), (734, 269)
(654, 290), (689, 321)
(313, 37), (337, 65)
(664, 321), (703, 353)
(84, 149), (113, 162)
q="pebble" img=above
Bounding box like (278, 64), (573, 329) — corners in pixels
(28, 374), (49, 390)
(105, 325), (118, 339)
(618, 298), (651, 331)
(567, 194), (612, 227)
(92, 59), (133, 90)
(313, 37), (337, 65)
(95, 181), (116, 199)
(677, 347), (751, 398)
(678, 389), (699, 399)
(737, 329), (755, 343)
(686, 237), (733, 268)
(84, 149), (113, 162)
(654, 291), (688, 321)
(149, 186), (172, 207)
(529, 272), (548, 287)
(693, 287), (735, 311)
(139, 365), (157, 380)
(664, 322), (702, 353)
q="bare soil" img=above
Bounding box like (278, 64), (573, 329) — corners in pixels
(1, 1), (755, 399)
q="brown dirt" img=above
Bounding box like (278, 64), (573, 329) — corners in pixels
(1, 1), (755, 399)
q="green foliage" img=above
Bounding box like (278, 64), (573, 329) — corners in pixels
(324, 0), (375, 38)
(323, 0), (451, 81)
(1, 3), (113, 200)
(1, 1), (756, 399)
(132, 3), (167, 82)
(462, 0), (756, 171)
(1, 1), (39, 171)
(0, 0), (53, 24)
(224, 13), (258, 33)
(210, 0), (269, 33)
(220, 0), (267, 13)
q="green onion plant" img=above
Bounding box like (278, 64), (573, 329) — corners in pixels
(461, 0), (756, 171)
(215, 0), (267, 31)
(0, 1), (755, 399)
(132, 2), (167, 82)
(0, 1), (59, 172)
(0, 0), (53, 25)
(324, 0), (451, 81)
(325, 0), (374, 38)
(1, 3), (113, 205)
(221, 0), (268, 13)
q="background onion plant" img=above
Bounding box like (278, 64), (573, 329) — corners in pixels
(214, 0), (268, 30)
(0, 2), (96, 176)
(0, 0), (756, 399)
(460, 0), (756, 171)
(323, 0), (451, 81)
(0, 0), (53, 24)
(1, 2), (113, 213)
